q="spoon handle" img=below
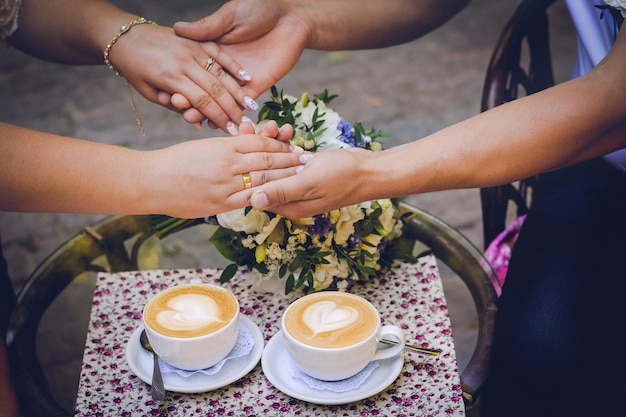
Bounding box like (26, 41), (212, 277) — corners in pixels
(380, 339), (442, 356)
(151, 353), (165, 401)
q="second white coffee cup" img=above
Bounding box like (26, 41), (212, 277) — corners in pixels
(281, 291), (406, 381)
(142, 283), (240, 370)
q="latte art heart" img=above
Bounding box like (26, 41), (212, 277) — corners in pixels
(144, 284), (238, 338)
(283, 292), (378, 348)
(156, 294), (223, 331)
(303, 300), (359, 335)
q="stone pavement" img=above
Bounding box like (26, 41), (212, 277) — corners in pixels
(0, 0), (576, 414)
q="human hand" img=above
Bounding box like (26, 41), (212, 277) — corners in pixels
(172, 0), (309, 125)
(143, 121), (305, 218)
(247, 147), (374, 219)
(108, 23), (258, 133)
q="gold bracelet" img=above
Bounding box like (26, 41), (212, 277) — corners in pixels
(103, 17), (156, 138)
(103, 17), (156, 75)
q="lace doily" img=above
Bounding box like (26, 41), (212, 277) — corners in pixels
(158, 323), (254, 377)
(287, 356), (379, 393)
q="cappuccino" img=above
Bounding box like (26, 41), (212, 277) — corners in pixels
(143, 283), (238, 338)
(283, 291), (378, 348)
(281, 291), (406, 380)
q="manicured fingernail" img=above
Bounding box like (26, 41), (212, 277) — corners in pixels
(289, 145), (304, 153)
(244, 96), (259, 111)
(194, 122), (203, 130)
(239, 69), (251, 81)
(296, 165), (305, 174)
(299, 154), (312, 164)
(252, 192), (269, 209)
(241, 115), (254, 124)
(226, 121), (238, 136)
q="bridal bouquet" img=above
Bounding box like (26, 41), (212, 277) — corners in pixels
(209, 88), (409, 296)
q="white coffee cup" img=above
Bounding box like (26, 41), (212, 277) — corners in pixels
(142, 283), (239, 370)
(281, 291), (406, 381)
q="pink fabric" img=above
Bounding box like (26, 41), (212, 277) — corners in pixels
(482, 215), (527, 297)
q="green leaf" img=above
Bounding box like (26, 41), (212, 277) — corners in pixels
(285, 274), (295, 294)
(289, 256), (302, 272)
(279, 263), (288, 278)
(209, 227), (241, 263)
(219, 263), (239, 283)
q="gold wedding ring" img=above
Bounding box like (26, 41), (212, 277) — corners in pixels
(204, 57), (215, 72)
(242, 173), (252, 189)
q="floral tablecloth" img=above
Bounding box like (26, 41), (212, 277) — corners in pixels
(74, 254), (465, 416)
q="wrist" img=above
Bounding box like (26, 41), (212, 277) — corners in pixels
(281, 1), (314, 49)
(103, 16), (157, 75)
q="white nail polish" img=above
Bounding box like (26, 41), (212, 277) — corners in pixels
(241, 116), (254, 124)
(239, 69), (252, 81)
(226, 121), (238, 136)
(289, 145), (304, 153)
(296, 165), (305, 174)
(244, 96), (259, 111)
(299, 154), (312, 164)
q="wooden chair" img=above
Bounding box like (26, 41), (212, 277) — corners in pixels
(479, 0), (557, 247)
(2, 203), (497, 416)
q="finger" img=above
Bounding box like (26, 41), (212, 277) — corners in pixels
(171, 93), (192, 110)
(257, 120), (280, 137)
(238, 120), (256, 135)
(234, 166), (300, 192)
(277, 124), (294, 143)
(179, 73), (241, 132)
(157, 90), (173, 106)
(236, 148), (305, 173)
(173, 4), (237, 41)
(186, 62), (252, 131)
(203, 44), (251, 83)
(201, 57), (259, 111)
(249, 175), (309, 210)
(182, 107), (207, 125)
(232, 134), (300, 154)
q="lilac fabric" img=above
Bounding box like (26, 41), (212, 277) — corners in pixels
(566, 0), (626, 172)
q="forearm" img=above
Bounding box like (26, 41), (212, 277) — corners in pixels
(0, 123), (145, 214)
(287, 0), (470, 50)
(10, 0), (137, 64)
(373, 71), (626, 198)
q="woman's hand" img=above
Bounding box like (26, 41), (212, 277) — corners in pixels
(108, 23), (258, 133)
(142, 121), (304, 218)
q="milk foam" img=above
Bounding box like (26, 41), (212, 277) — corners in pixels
(156, 293), (223, 331)
(303, 300), (359, 336)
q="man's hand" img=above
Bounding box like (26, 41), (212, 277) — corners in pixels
(172, 0), (310, 125)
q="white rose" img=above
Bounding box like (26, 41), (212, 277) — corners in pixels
(313, 252), (350, 290)
(334, 204), (365, 245)
(217, 208), (270, 234)
(377, 200), (397, 237)
(254, 215), (283, 245)
(361, 233), (384, 254)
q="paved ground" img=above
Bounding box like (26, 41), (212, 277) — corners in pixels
(0, 0), (577, 414)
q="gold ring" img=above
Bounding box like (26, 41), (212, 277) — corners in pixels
(242, 173), (252, 189)
(204, 57), (215, 72)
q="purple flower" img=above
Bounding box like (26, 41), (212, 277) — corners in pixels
(347, 233), (361, 250)
(337, 119), (356, 147)
(310, 215), (332, 237)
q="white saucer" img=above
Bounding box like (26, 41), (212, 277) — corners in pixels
(126, 315), (264, 394)
(261, 331), (404, 405)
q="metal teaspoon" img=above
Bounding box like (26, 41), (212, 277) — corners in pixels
(380, 339), (442, 356)
(140, 329), (166, 401)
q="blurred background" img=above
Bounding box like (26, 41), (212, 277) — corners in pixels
(0, 0), (576, 414)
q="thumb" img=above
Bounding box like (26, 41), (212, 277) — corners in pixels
(174, 4), (236, 41)
(250, 177), (305, 210)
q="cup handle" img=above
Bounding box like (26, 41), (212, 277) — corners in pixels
(373, 325), (406, 360)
